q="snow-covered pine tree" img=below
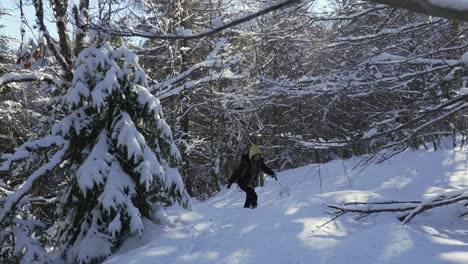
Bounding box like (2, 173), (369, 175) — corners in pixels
(0, 42), (190, 263)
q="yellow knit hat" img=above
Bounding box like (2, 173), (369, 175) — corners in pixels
(249, 145), (263, 160)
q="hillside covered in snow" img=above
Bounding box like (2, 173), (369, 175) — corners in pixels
(105, 148), (468, 264)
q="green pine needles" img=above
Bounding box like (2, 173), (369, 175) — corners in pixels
(0, 42), (190, 263)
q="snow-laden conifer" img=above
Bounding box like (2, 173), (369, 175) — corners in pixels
(0, 42), (190, 263)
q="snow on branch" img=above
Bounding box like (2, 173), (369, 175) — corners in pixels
(376, 102), (468, 150)
(151, 38), (241, 99)
(0, 136), (68, 171)
(112, 112), (166, 187)
(151, 39), (228, 91)
(366, 51), (463, 66)
(285, 136), (349, 149)
(112, 112), (149, 163)
(67, 210), (114, 263)
(331, 20), (444, 46)
(273, 91), (468, 152)
(0, 137), (70, 224)
(312, 5), (389, 21)
(10, 216), (49, 263)
(327, 188), (468, 224)
(88, 0), (303, 40)
(156, 70), (241, 100)
(401, 188), (468, 224)
(51, 107), (92, 138)
(328, 201), (421, 215)
(0, 72), (63, 87)
(76, 131), (112, 191)
(363, 94), (468, 141)
(366, 0), (468, 22)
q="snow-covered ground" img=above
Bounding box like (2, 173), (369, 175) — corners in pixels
(105, 148), (468, 264)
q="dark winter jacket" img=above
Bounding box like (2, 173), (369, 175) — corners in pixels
(228, 154), (275, 188)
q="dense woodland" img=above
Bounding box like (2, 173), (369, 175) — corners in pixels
(0, 0), (467, 263)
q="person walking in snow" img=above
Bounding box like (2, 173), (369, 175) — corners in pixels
(227, 145), (277, 209)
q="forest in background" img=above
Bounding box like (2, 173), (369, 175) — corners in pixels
(0, 0), (467, 263)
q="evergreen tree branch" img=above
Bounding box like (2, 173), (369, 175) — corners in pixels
(0, 137), (69, 224)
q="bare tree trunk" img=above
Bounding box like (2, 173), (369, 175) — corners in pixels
(33, 0), (73, 81)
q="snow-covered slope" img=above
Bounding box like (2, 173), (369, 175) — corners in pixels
(105, 149), (468, 264)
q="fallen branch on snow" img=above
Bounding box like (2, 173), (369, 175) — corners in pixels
(327, 188), (468, 224)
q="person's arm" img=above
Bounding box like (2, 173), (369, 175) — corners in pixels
(260, 159), (277, 180)
(227, 161), (245, 187)
(227, 173), (237, 188)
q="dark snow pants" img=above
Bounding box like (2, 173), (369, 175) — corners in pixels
(239, 184), (258, 208)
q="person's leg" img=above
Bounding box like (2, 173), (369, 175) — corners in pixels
(242, 187), (257, 208)
(239, 184), (251, 208)
(249, 187), (258, 208)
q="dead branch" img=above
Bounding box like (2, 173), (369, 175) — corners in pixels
(327, 189), (468, 224)
(0, 72), (63, 87)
